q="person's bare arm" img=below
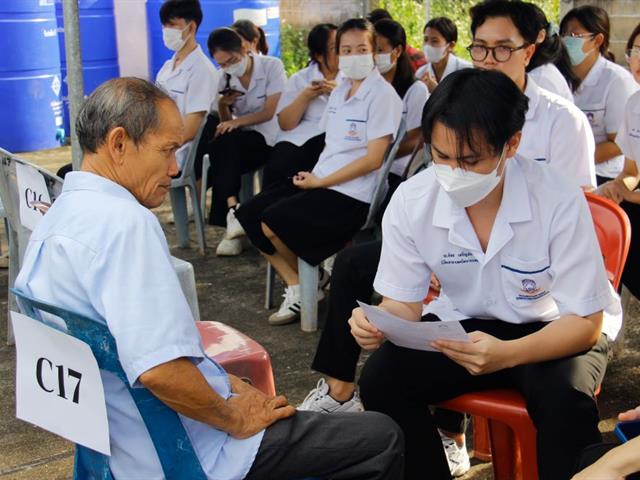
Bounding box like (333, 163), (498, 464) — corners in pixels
(595, 134), (623, 164)
(434, 312), (602, 375)
(294, 135), (392, 189)
(182, 112), (206, 144)
(394, 128), (422, 160)
(278, 85), (323, 131)
(139, 358), (295, 439)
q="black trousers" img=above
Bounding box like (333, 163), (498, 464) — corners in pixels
(359, 319), (610, 480)
(244, 411), (405, 479)
(262, 134), (325, 188)
(207, 129), (270, 227)
(620, 200), (640, 298)
(312, 240), (382, 382)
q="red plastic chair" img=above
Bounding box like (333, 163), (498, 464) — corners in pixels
(435, 192), (631, 480)
(197, 321), (276, 396)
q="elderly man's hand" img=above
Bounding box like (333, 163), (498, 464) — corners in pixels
(226, 374), (295, 439)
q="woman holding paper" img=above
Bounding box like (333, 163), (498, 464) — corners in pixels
(350, 68), (619, 480)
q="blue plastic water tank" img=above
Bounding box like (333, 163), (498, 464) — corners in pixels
(55, 0), (120, 134)
(146, 0), (280, 80)
(0, 0), (63, 152)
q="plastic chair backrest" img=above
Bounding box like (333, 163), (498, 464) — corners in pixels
(361, 118), (408, 230)
(585, 192), (631, 290)
(11, 288), (208, 480)
(0, 148), (64, 259)
(172, 117), (208, 184)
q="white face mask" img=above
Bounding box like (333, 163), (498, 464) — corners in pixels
(162, 26), (188, 52)
(424, 44), (448, 64)
(375, 53), (395, 74)
(433, 146), (508, 208)
(223, 55), (249, 77)
(339, 54), (375, 80)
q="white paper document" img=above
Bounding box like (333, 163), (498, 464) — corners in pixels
(16, 162), (52, 231)
(357, 301), (469, 351)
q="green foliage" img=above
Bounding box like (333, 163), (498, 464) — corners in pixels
(378, 0), (426, 53)
(280, 23), (310, 76)
(278, 0), (561, 74)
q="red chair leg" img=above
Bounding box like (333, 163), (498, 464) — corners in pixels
(472, 416), (492, 462)
(513, 420), (538, 480)
(487, 419), (517, 480)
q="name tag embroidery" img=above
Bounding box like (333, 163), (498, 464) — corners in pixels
(440, 251), (479, 265)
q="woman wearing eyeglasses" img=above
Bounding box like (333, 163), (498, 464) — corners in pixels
(560, 6), (638, 185)
(467, 0), (596, 189)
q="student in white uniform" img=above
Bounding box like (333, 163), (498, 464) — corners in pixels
(240, 18), (402, 326)
(417, 17), (472, 93)
(155, 0), (219, 173)
(560, 6), (638, 184)
(294, 17), (429, 418)
(374, 19), (429, 187)
(469, 0), (595, 188)
(232, 19), (269, 56)
(600, 89), (640, 301)
(206, 27), (286, 256)
(525, 2), (576, 102)
(236, 23), (340, 257)
(352, 68), (618, 480)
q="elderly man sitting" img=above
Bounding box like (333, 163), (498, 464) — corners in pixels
(15, 78), (403, 479)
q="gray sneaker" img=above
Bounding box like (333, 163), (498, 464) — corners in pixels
(298, 378), (364, 413)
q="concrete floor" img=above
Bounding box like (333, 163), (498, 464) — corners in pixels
(1, 147), (639, 479)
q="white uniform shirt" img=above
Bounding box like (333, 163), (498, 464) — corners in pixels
(156, 45), (220, 169)
(274, 63), (341, 146)
(219, 54), (287, 146)
(390, 80), (430, 177)
(313, 68), (403, 203)
(374, 155), (621, 339)
(15, 172), (263, 480)
(616, 90), (640, 168)
(573, 55), (639, 179)
(519, 76), (596, 187)
(528, 63), (574, 103)
(415, 54), (472, 81)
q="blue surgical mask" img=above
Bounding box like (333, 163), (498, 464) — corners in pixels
(562, 36), (593, 66)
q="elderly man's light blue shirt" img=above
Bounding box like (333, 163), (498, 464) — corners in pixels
(15, 172), (263, 480)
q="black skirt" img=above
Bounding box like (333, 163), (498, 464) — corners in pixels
(236, 182), (369, 266)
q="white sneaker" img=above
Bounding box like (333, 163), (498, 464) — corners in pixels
(298, 378), (364, 413)
(225, 206), (245, 239)
(216, 237), (243, 256)
(268, 285), (325, 325)
(439, 431), (471, 477)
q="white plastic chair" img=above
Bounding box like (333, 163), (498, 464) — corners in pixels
(0, 149), (64, 344)
(170, 120), (207, 255)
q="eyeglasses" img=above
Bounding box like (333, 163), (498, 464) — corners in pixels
(562, 32), (595, 39)
(217, 55), (241, 69)
(626, 47), (640, 61)
(467, 43), (529, 62)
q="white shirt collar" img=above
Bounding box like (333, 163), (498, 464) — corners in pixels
(581, 54), (606, 88)
(63, 171), (140, 204)
(169, 44), (204, 74)
(340, 67), (381, 102)
(432, 156), (532, 261)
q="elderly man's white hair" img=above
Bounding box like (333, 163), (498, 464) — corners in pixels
(76, 77), (173, 154)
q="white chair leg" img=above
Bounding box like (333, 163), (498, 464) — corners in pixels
(188, 177), (206, 255)
(200, 154), (210, 225)
(170, 187), (190, 248)
(265, 262), (276, 309)
(298, 258), (319, 332)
